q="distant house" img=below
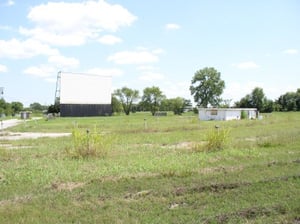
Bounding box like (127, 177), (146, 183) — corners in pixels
(198, 108), (257, 121)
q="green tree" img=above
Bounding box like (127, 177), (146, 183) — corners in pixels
(141, 86), (165, 116)
(111, 95), (122, 114)
(160, 98), (172, 111)
(47, 104), (60, 114)
(183, 99), (193, 112)
(0, 98), (12, 116)
(276, 89), (300, 111)
(0, 98), (6, 116)
(296, 88), (300, 111)
(160, 97), (186, 115)
(263, 99), (274, 113)
(169, 97), (185, 115)
(114, 87), (139, 115)
(11, 101), (23, 115)
(219, 99), (232, 108)
(235, 87), (273, 112)
(30, 102), (46, 111)
(251, 87), (265, 112)
(190, 67), (225, 107)
(235, 94), (251, 108)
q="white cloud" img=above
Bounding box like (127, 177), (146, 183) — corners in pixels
(23, 54), (80, 81)
(23, 65), (56, 78)
(98, 35), (122, 45)
(233, 61), (259, 69)
(0, 64), (8, 73)
(0, 25), (12, 31)
(283, 49), (298, 55)
(6, 0), (15, 6)
(86, 68), (123, 77)
(22, 1), (137, 46)
(19, 27), (88, 46)
(152, 48), (165, 54)
(138, 72), (165, 81)
(136, 65), (157, 71)
(163, 80), (190, 99)
(165, 23), (181, 30)
(48, 55), (80, 69)
(0, 38), (59, 59)
(108, 50), (159, 64)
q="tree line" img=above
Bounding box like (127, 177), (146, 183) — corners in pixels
(112, 67), (300, 115)
(0, 100), (48, 117)
(1, 67), (299, 116)
(112, 86), (193, 115)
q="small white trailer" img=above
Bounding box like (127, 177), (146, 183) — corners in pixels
(198, 108), (257, 121)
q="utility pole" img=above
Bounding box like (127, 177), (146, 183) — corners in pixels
(0, 87), (3, 98)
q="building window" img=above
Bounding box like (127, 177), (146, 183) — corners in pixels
(210, 110), (218, 115)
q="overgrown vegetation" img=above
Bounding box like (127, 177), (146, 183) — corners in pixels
(240, 110), (247, 119)
(205, 127), (231, 151)
(0, 112), (299, 223)
(65, 127), (113, 158)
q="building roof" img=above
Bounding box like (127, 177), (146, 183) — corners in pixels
(199, 108), (257, 111)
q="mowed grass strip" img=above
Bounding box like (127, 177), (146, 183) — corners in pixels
(0, 112), (299, 223)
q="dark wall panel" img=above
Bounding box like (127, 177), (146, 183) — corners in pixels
(60, 104), (112, 117)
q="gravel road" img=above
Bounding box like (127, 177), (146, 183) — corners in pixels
(0, 118), (71, 140)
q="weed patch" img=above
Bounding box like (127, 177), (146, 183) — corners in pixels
(65, 127), (114, 159)
(51, 182), (85, 191)
(193, 127), (231, 152)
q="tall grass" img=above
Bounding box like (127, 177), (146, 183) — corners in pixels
(65, 127), (113, 158)
(206, 127), (231, 151)
(193, 127), (231, 152)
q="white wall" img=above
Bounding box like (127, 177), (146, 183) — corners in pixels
(198, 108), (257, 121)
(224, 110), (241, 120)
(60, 72), (112, 104)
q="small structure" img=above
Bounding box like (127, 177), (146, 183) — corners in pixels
(154, 111), (167, 116)
(20, 111), (31, 119)
(198, 108), (257, 121)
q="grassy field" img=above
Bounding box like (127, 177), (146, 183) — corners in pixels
(0, 112), (299, 223)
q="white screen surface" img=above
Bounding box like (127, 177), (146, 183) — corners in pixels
(60, 72), (112, 104)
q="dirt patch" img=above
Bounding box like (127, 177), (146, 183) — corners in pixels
(0, 132), (71, 140)
(51, 182), (85, 191)
(124, 190), (152, 199)
(199, 166), (244, 175)
(174, 174), (300, 196)
(0, 143), (34, 150)
(89, 172), (161, 184)
(204, 205), (287, 223)
(0, 195), (33, 206)
(170, 141), (194, 149)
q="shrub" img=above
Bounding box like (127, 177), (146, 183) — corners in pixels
(241, 110), (247, 119)
(205, 127), (231, 151)
(66, 127), (113, 159)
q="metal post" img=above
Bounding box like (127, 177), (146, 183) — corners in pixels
(86, 129), (90, 152)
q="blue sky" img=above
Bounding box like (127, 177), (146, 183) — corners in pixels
(0, 0), (299, 106)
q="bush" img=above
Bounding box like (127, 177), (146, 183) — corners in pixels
(205, 127), (231, 151)
(66, 127), (113, 158)
(241, 110), (247, 119)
